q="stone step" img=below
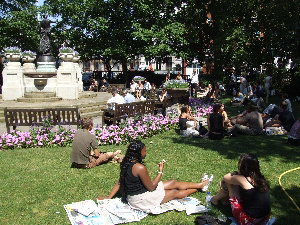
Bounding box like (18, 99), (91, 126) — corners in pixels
(79, 91), (97, 99)
(79, 105), (104, 113)
(17, 97), (63, 102)
(24, 92), (56, 98)
(76, 101), (107, 109)
(81, 110), (104, 119)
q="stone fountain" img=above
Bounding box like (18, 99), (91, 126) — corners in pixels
(2, 15), (81, 100)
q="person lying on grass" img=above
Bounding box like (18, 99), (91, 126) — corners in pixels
(211, 153), (271, 225)
(96, 140), (210, 211)
(70, 117), (121, 169)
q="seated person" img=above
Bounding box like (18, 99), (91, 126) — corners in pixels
(176, 72), (182, 80)
(202, 104), (224, 140)
(220, 104), (233, 128)
(228, 104), (263, 136)
(135, 81), (144, 100)
(70, 118), (121, 169)
(231, 90), (244, 104)
(96, 141), (210, 211)
(123, 89), (136, 103)
(130, 80), (137, 93)
(264, 101), (295, 133)
(179, 105), (199, 137)
(151, 82), (156, 90)
(160, 80), (166, 88)
(287, 119), (300, 146)
(211, 153), (271, 225)
(106, 89), (125, 110)
(89, 79), (98, 91)
(282, 93), (292, 112)
(204, 90), (217, 104)
(156, 89), (168, 115)
(100, 78), (109, 90)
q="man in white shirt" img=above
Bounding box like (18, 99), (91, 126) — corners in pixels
(107, 90), (125, 110)
(130, 80), (137, 93)
(143, 79), (151, 98)
(190, 69), (198, 97)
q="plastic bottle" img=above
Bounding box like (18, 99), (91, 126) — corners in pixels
(206, 192), (212, 210)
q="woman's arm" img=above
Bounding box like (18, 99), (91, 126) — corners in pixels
(96, 180), (120, 200)
(223, 173), (244, 186)
(134, 162), (164, 191)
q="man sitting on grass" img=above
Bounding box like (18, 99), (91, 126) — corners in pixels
(227, 103), (263, 137)
(264, 101), (295, 133)
(70, 118), (121, 169)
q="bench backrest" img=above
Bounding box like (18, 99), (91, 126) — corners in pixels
(4, 107), (80, 133)
(103, 100), (155, 125)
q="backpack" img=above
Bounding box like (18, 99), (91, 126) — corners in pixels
(194, 214), (225, 225)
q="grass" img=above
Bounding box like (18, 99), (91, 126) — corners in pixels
(0, 95), (299, 225)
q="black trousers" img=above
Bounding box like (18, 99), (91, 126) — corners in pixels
(191, 83), (198, 97)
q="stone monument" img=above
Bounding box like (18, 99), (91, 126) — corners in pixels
(2, 15), (81, 100)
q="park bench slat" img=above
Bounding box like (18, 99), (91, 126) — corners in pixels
(4, 107), (81, 133)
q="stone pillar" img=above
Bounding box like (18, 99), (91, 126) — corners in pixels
(2, 61), (24, 100)
(73, 57), (83, 92)
(56, 61), (79, 99)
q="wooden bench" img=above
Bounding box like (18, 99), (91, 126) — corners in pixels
(4, 107), (81, 133)
(102, 100), (155, 125)
(148, 90), (168, 115)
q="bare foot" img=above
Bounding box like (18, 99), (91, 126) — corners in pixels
(114, 150), (122, 156)
(200, 179), (210, 188)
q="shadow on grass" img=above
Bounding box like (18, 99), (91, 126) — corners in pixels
(270, 185), (300, 224)
(171, 134), (300, 163)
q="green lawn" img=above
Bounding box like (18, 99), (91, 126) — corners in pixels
(0, 95), (299, 225)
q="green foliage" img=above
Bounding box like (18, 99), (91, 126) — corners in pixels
(0, 4), (39, 52)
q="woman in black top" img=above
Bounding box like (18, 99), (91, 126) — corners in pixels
(96, 141), (209, 211)
(206, 104), (224, 140)
(179, 105), (199, 136)
(211, 153), (271, 225)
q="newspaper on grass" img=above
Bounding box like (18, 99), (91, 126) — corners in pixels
(64, 197), (208, 225)
(64, 200), (113, 225)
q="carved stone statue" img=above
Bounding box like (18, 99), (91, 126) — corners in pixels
(39, 15), (52, 55)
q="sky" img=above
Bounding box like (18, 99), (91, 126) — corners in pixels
(37, 0), (44, 6)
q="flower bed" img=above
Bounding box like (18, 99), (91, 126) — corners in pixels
(165, 79), (189, 88)
(188, 98), (213, 117)
(133, 76), (146, 81)
(0, 114), (179, 150)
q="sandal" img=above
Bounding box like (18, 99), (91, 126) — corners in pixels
(202, 174), (214, 192)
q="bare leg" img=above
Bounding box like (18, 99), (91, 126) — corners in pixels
(211, 186), (228, 205)
(227, 182), (241, 199)
(163, 179), (209, 190)
(161, 189), (198, 204)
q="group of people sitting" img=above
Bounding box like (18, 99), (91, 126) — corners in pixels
(130, 79), (154, 100)
(89, 78), (110, 92)
(179, 92), (300, 146)
(70, 118), (271, 224)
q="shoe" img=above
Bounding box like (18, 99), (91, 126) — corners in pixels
(227, 132), (237, 138)
(202, 174), (214, 192)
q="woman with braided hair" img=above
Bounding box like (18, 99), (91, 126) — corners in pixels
(96, 140), (209, 211)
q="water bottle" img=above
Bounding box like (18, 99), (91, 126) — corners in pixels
(206, 192), (212, 210)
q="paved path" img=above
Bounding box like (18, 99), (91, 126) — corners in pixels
(0, 92), (112, 134)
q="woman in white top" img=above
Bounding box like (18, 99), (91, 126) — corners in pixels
(239, 72), (248, 96)
(264, 75), (272, 103)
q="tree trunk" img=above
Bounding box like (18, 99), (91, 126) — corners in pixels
(121, 58), (129, 87)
